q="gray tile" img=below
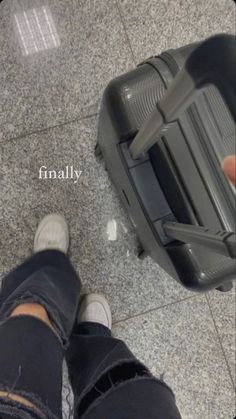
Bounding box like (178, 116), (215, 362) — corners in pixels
(0, 0), (134, 141)
(118, 0), (235, 63)
(0, 116), (192, 321)
(207, 284), (236, 387)
(113, 297), (236, 419)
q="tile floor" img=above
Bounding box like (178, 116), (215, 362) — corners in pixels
(0, 0), (235, 418)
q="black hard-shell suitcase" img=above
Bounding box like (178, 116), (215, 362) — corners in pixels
(97, 34), (236, 292)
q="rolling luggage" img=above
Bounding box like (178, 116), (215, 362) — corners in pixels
(97, 34), (236, 292)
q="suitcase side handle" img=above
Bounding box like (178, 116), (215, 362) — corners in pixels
(130, 34), (236, 159)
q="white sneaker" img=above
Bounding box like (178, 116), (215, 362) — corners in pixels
(78, 294), (112, 330)
(34, 214), (69, 254)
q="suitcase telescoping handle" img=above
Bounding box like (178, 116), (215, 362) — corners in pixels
(163, 222), (236, 259)
(129, 34), (236, 258)
(130, 34), (236, 159)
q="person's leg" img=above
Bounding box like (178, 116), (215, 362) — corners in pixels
(0, 315), (64, 418)
(0, 214), (81, 418)
(66, 294), (182, 419)
(0, 215), (79, 345)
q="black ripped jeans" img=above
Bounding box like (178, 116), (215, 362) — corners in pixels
(0, 250), (182, 419)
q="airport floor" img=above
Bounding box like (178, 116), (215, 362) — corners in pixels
(0, 1), (235, 418)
